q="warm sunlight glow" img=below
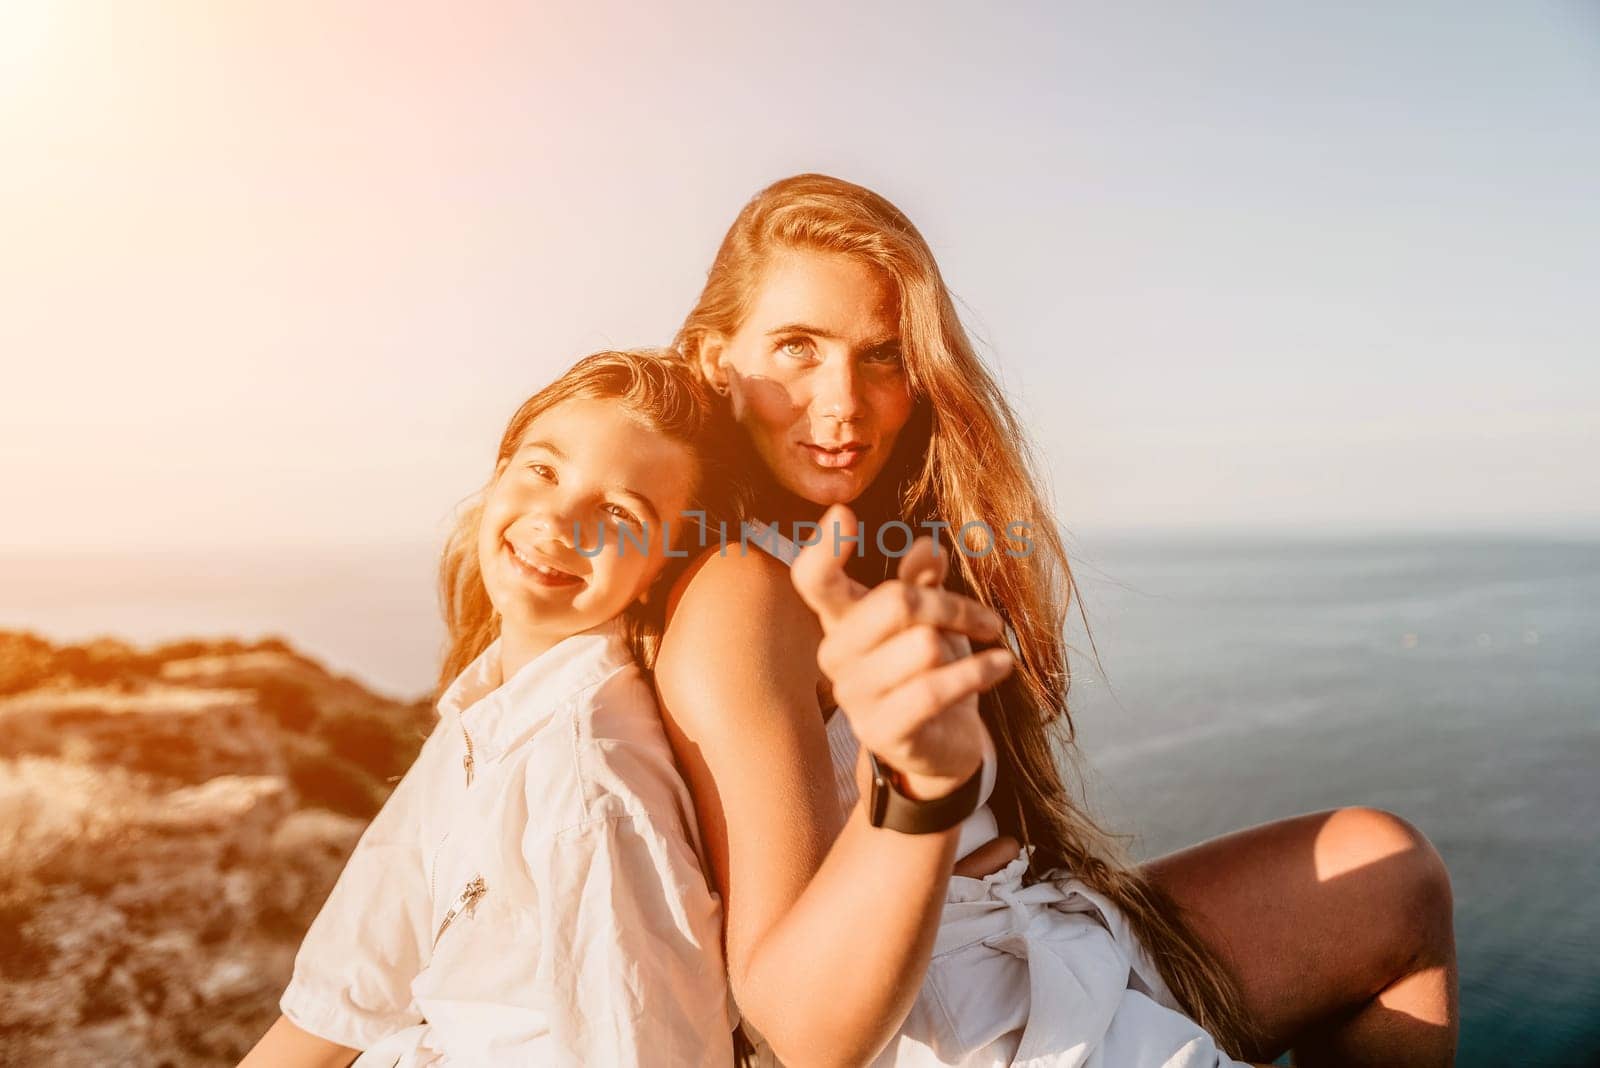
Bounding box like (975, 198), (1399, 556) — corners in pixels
(1312, 809), (1414, 882)
(0, 0), (56, 93)
(1378, 964), (1454, 1027)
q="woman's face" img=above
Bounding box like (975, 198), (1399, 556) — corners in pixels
(476, 397), (696, 645)
(704, 249), (916, 507)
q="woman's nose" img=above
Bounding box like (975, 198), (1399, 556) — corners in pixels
(811, 354), (865, 424)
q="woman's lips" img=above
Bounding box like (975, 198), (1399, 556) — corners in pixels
(801, 442), (869, 470)
(506, 539), (585, 589)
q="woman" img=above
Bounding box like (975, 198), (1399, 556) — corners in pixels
(654, 174), (1458, 1066)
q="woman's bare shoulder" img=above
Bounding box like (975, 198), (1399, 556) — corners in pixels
(664, 545), (817, 640)
(656, 546), (822, 733)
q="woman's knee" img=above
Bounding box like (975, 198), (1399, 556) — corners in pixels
(1321, 807), (1450, 894)
(1317, 806), (1453, 962)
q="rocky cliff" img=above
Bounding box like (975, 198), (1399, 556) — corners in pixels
(0, 631), (435, 1067)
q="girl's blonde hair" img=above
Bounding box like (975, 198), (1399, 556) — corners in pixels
(436, 349), (744, 695)
(675, 175), (1257, 1057)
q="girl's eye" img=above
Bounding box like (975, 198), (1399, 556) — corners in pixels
(865, 346), (903, 366)
(778, 337), (812, 359)
(528, 463), (556, 482)
(603, 503), (642, 528)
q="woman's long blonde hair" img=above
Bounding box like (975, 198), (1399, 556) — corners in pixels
(436, 349), (744, 695)
(675, 175), (1257, 1057)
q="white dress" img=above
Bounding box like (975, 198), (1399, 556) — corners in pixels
(744, 523), (1249, 1068)
(279, 619), (734, 1066)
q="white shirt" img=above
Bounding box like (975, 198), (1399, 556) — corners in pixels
(279, 620), (734, 1067)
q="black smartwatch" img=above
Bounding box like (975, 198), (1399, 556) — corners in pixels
(865, 751), (983, 835)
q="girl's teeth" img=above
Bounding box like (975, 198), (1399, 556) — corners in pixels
(510, 543), (573, 580)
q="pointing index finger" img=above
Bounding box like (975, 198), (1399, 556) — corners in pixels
(896, 534), (949, 590)
(790, 503), (867, 626)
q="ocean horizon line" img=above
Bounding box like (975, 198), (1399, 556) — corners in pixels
(2, 519), (1598, 560)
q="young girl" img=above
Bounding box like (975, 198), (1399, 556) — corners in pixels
(241, 350), (741, 1067)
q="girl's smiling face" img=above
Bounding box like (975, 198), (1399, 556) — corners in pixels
(477, 396), (697, 651)
(702, 249), (915, 507)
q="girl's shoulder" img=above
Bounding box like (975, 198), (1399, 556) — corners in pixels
(554, 663), (694, 829)
(572, 662), (672, 763)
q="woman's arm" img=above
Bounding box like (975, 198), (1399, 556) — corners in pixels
(237, 1015), (358, 1068)
(654, 520), (1011, 1067)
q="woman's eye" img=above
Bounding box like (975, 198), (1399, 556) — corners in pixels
(865, 346), (903, 366)
(778, 337), (811, 358)
(528, 463), (556, 482)
(603, 503), (642, 528)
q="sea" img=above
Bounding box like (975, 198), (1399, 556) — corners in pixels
(3, 534), (1596, 1065)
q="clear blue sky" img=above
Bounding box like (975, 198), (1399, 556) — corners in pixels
(3, 1), (1596, 551)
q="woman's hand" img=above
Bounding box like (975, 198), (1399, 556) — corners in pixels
(791, 504), (1015, 800)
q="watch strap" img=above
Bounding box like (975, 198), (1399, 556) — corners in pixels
(866, 751), (984, 834)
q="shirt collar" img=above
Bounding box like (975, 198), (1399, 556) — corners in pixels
(437, 617), (634, 763)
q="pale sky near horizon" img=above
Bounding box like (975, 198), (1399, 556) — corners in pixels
(3, 2), (1597, 554)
